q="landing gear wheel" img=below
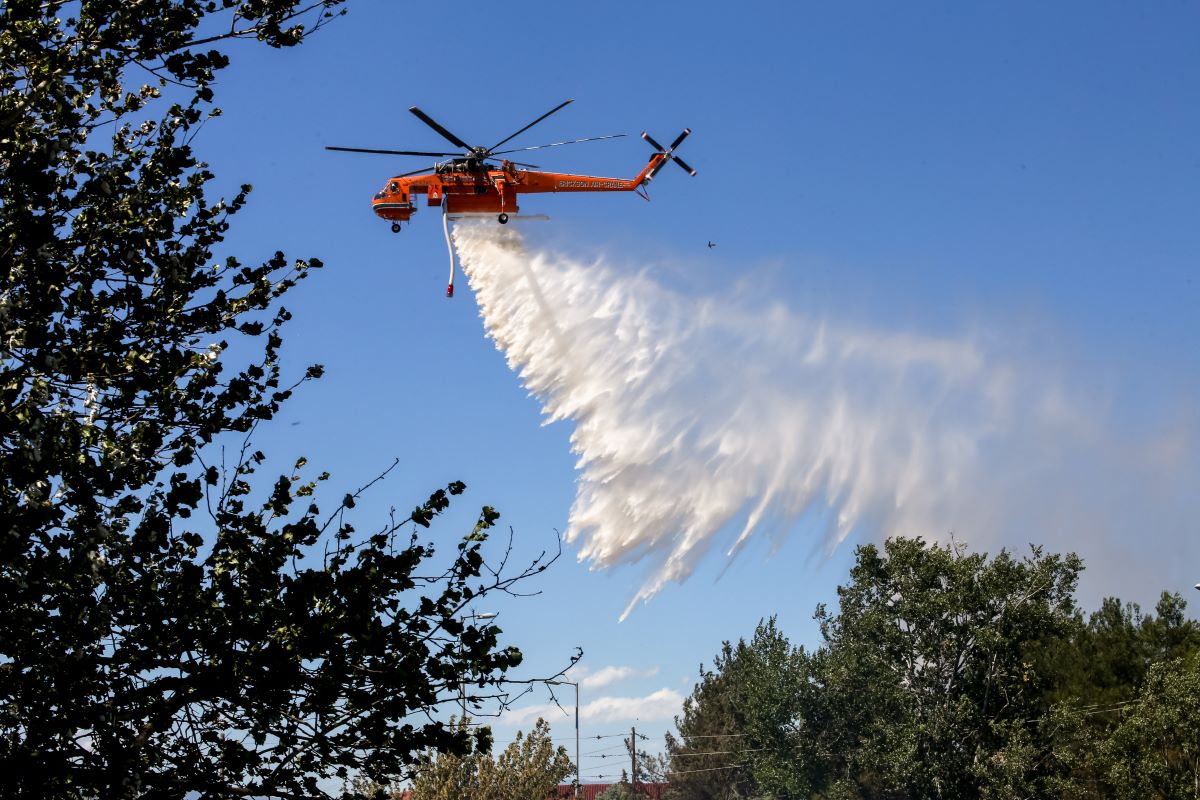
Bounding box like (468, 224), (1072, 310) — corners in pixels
(390, 223), (402, 233)
(497, 213), (509, 225)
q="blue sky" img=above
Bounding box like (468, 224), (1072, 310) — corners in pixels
(195, 0), (1198, 780)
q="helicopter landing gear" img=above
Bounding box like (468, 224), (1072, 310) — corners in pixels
(390, 222), (402, 233)
(497, 213), (509, 225)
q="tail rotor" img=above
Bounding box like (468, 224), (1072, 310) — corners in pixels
(642, 128), (697, 182)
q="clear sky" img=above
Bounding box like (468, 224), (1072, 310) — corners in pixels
(194, 0), (1197, 781)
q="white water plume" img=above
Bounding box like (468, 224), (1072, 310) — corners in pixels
(452, 221), (1197, 619)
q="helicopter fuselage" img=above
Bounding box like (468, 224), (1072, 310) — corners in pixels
(371, 155), (668, 223)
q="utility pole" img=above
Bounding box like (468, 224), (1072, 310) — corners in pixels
(630, 726), (637, 795)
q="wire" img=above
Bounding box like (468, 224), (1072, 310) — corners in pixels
(671, 733), (749, 739)
(581, 743), (629, 757)
(665, 765), (747, 776)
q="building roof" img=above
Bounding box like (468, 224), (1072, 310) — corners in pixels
(552, 783), (670, 800)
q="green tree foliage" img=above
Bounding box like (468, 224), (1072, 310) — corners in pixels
(729, 618), (818, 800)
(493, 718), (576, 800)
(666, 642), (756, 800)
(1052, 592), (1200, 712)
(630, 738), (671, 791)
(668, 537), (1200, 799)
(1094, 652), (1200, 799)
(596, 775), (633, 800)
(665, 619), (809, 800)
(0, 2), (557, 797)
(1046, 592), (1200, 798)
(804, 537), (1083, 799)
(596, 768), (669, 800)
(409, 718), (574, 800)
(671, 538), (1088, 799)
(406, 718), (485, 800)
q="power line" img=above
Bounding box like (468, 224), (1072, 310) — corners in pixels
(671, 733), (749, 739)
(582, 760), (755, 781)
(669, 748), (768, 757)
(581, 743), (628, 757)
(666, 764), (747, 776)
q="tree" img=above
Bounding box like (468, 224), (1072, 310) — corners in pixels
(729, 618), (819, 800)
(596, 774), (633, 800)
(408, 718), (574, 800)
(405, 719), (485, 800)
(0, 2), (558, 797)
(491, 718), (576, 800)
(1094, 652), (1200, 800)
(1052, 592), (1200, 713)
(1044, 592), (1200, 799)
(665, 618), (812, 800)
(665, 643), (756, 800)
(665, 543), (1197, 800)
(736, 538), (1083, 800)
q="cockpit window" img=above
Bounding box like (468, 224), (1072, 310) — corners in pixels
(389, 182), (399, 193)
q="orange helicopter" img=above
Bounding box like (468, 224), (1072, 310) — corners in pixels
(327, 100), (695, 296)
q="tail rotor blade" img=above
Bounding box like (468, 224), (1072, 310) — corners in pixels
(641, 132), (667, 152)
(642, 128), (697, 181)
(671, 155), (697, 176)
(409, 106), (472, 151)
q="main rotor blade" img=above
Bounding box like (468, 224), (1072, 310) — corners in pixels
(492, 133), (625, 155)
(672, 155), (697, 176)
(641, 132), (667, 152)
(409, 106), (472, 151)
(484, 159), (541, 169)
(668, 128), (691, 151)
(395, 165), (438, 178)
(489, 99), (574, 151)
(326, 146), (458, 157)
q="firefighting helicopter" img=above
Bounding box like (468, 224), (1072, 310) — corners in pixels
(326, 99), (695, 296)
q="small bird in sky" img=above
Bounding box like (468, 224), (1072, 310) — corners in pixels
(707, 240), (716, 249)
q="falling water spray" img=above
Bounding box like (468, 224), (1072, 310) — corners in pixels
(451, 221), (1197, 618)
